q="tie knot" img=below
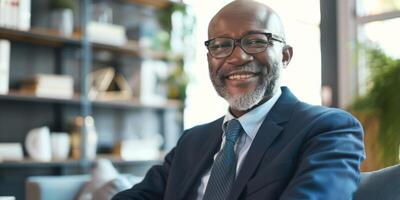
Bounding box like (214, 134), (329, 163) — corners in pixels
(225, 119), (242, 143)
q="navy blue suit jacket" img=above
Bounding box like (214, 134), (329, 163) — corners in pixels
(113, 87), (365, 200)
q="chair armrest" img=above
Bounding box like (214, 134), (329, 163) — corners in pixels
(26, 175), (90, 200)
(354, 164), (400, 200)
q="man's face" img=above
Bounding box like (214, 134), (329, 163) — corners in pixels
(207, 11), (284, 114)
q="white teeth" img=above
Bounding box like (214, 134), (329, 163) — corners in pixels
(228, 74), (255, 80)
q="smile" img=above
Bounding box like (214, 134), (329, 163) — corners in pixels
(226, 73), (258, 80)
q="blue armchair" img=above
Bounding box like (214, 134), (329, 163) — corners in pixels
(354, 164), (400, 200)
(26, 175), (90, 200)
(26, 174), (141, 200)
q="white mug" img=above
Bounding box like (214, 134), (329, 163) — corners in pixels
(25, 127), (51, 162)
(51, 132), (70, 160)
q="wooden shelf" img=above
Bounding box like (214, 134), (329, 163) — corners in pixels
(91, 40), (180, 61)
(0, 91), (80, 105)
(92, 98), (182, 110)
(121, 0), (180, 9)
(0, 27), (173, 60)
(0, 91), (182, 110)
(0, 159), (81, 168)
(0, 27), (81, 47)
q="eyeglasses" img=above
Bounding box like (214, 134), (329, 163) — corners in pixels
(204, 32), (285, 58)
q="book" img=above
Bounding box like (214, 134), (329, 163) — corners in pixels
(20, 74), (74, 99)
(0, 143), (23, 161)
(0, 0), (31, 30)
(22, 74), (74, 89)
(0, 39), (10, 94)
(20, 84), (74, 99)
(88, 22), (127, 46)
(18, 0), (31, 30)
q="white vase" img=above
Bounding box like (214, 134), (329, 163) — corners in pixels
(50, 9), (73, 36)
(25, 126), (52, 162)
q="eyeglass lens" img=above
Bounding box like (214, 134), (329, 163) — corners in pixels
(208, 33), (269, 58)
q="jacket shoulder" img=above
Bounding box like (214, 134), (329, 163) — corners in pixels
(178, 117), (224, 143)
(294, 101), (359, 123)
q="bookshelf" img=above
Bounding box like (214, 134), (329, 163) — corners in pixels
(0, 27), (81, 46)
(0, 27), (174, 59)
(0, 91), (182, 109)
(0, 0), (187, 198)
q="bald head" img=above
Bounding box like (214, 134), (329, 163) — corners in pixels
(208, 0), (286, 40)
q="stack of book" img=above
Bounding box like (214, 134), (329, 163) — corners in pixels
(20, 74), (74, 99)
(0, 0), (31, 30)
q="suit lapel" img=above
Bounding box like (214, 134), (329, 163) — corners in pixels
(178, 118), (224, 199)
(228, 87), (299, 200)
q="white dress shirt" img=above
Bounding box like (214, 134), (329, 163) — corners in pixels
(196, 88), (282, 200)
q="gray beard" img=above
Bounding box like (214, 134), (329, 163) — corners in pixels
(211, 62), (281, 111)
(224, 80), (267, 111)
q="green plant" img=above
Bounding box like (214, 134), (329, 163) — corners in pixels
(351, 46), (400, 166)
(50, 0), (75, 10)
(157, 3), (195, 53)
(166, 59), (189, 101)
(156, 3), (194, 102)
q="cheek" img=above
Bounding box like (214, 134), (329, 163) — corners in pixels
(257, 48), (282, 72)
(207, 55), (224, 75)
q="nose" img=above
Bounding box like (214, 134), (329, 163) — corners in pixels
(225, 43), (253, 65)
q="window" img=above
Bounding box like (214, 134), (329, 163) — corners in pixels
(356, 0), (400, 95)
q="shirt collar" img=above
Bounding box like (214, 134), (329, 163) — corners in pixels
(223, 87), (282, 140)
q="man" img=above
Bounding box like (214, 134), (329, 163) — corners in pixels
(113, 1), (365, 199)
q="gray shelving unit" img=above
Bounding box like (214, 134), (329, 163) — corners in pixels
(0, 0), (184, 198)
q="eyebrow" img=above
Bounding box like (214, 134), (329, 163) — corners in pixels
(211, 30), (273, 39)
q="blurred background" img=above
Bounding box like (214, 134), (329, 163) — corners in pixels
(0, 0), (399, 199)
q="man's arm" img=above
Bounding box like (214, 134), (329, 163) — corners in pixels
(280, 110), (365, 200)
(112, 145), (176, 200)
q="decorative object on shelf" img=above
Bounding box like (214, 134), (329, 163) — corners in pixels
(89, 67), (114, 98)
(70, 116), (98, 160)
(70, 116), (83, 160)
(89, 67), (132, 101)
(0, 143), (23, 161)
(19, 74), (74, 99)
(0, 0), (31, 30)
(350, 46), (400, 168)
(139, 60), (168, 105)
(49, 0), (74, 36)
(50, 132), (70, 160)
(0, 39), (10, 94)
(25, 126), (52, 162)
(85, 116), (98, 160)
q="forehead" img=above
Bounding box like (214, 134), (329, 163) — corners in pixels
(208, 7), (283, 39)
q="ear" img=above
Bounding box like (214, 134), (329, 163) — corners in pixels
(282, 45), (293, 68)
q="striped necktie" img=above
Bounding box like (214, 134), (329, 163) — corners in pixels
(203, 119), (242, 200)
